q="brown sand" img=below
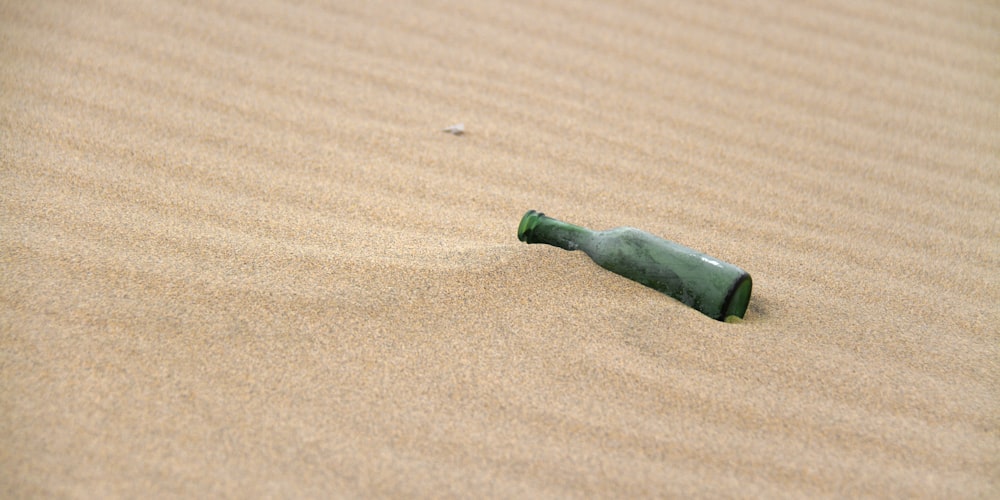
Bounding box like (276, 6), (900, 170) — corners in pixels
(2, 0), (998, 497)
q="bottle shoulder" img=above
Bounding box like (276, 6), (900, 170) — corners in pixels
(590, 226), (702, 259)
(595, 226), (656, 243)
(583, 226), (650, 255)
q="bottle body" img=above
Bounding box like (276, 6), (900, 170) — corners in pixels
(518, 210), (752, 321)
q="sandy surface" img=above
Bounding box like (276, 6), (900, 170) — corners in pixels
(2, 0), (998, 497)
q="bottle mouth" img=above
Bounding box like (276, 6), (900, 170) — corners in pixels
(517, 210), (544, 243)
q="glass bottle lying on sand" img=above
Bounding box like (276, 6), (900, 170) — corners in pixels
(517, 210), (752, 322)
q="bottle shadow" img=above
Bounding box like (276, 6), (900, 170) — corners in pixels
(744, 294), (771, 321)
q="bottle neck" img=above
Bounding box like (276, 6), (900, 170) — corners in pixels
(518, 210), (594, 251)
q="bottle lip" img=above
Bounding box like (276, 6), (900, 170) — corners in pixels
(518, 210), (544, 243)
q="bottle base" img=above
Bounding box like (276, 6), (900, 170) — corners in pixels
(721, 274), (752, 320)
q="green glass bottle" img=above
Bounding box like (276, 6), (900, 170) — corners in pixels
(518, 210), (752, 322)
